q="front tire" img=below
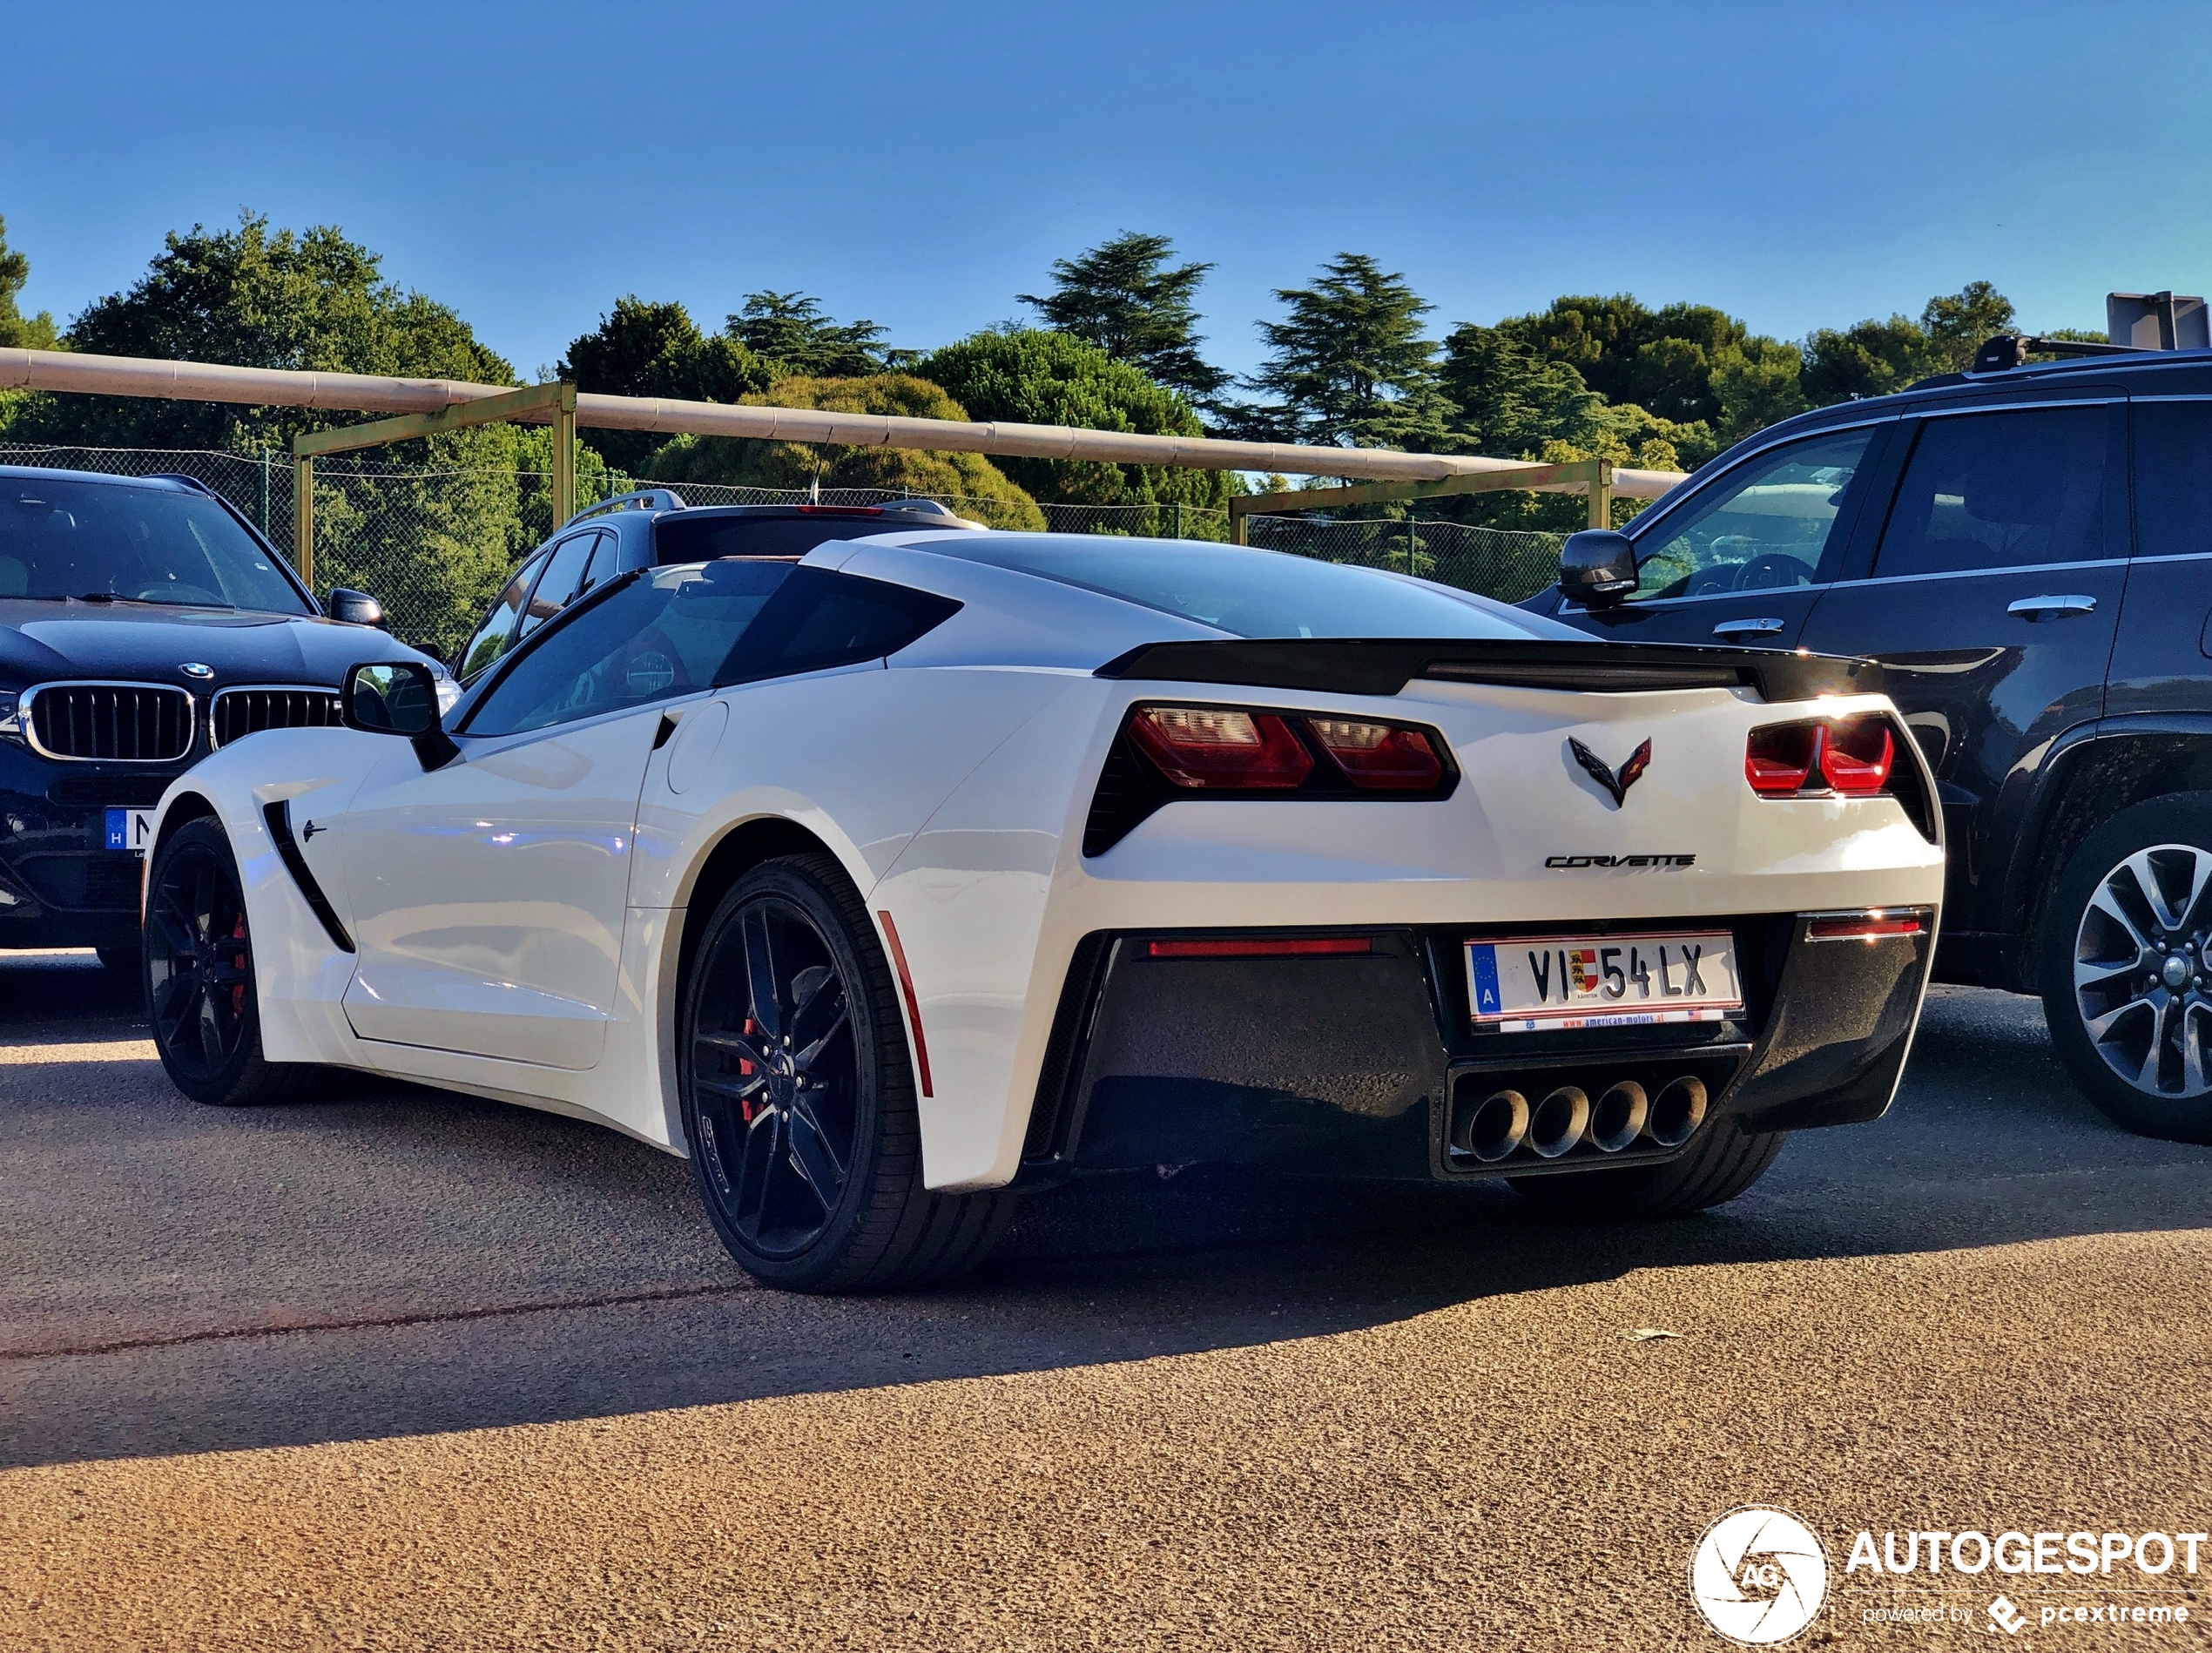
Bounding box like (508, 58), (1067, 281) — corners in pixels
(678, 853), (1012, 1292)
(2041, 795), (2212, 1143)
(1507, 1115), (1784, 1218)
(144, 818), (303, 1107)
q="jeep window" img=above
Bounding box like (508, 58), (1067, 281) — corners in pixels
(464, 560), (796, 737)
(455, 550), (550, 686)
(519, 530), (602, 636)
(2133, 401), (2212, 559)
(1875, 408), (2110, 577)
(0, 476), (310, 613)
(655, 514), (904, 563)
(1628, 428), (1874, 602)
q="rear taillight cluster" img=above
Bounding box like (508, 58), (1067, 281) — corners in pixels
(1126, 705), (1448, 793)
(1745, 715), (1897, 799)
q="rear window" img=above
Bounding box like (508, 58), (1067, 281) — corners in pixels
(920, 534), (1563, 639)
(657, 512), (913, 563)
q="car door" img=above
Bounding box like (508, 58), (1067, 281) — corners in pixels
(2104, 395), (2212, 723)
(338, 563), (764, 1069)
(1552, 422), (1892, 648)
(1796, 397), (2131, 939)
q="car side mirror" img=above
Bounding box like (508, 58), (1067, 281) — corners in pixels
(328, 588), (388, 630)
(1559, 530), (1638, 607)
(341, 661), (460, 771)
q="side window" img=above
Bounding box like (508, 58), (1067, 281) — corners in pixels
(1630, 428), (1875, 602)
(455, 550), (548, 685)
(2133, 401), (2212, 559)
(1874, 408), (2111, 578)
(519, 530), (602, 636)
(715, 567), (963, 685)
(579, 527), (624, 597)
(463, 561), (795, 739)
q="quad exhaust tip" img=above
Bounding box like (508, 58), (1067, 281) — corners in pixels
(1527, 1085), (1591, 1159)
(1589, 1080), (1649, 1153)
(1648, 1075), (1709, 1148)
(1455, 1088), (1530, 1163)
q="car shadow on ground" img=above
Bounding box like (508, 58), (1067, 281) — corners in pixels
(2, 956), (2206, 1471)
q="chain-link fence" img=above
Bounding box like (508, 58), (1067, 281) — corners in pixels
(0, 442), (1566, 655)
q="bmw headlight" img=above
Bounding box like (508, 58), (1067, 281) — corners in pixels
(0, 688), (22, 746)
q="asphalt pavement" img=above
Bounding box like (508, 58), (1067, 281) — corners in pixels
(1, 949), (2208, 1650)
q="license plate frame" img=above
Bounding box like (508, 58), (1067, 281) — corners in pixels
(1465, 929), (1742, 1033)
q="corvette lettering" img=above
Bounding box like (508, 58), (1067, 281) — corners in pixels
(1545, 853), (1696, 868)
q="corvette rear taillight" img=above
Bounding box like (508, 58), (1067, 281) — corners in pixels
(1818, 718), (1894, 795)
(1128, 705), (1313, 790)
(1746, 715), (1898, 799)
(1745, 723), (1821, 795)
(1306, 718), (1446, 791)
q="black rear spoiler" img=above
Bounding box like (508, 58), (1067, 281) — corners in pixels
(1094, 638), (1881, 704)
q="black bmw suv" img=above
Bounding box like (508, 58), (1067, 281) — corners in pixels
(1530, 341), (2212, 1144)
(0, 468), (436, 963)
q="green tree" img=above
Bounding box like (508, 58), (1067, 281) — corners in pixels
(641, 374), (1044, 528)
(0, 215), (57, 351)
(558, 297), (771, 473)
(7, 213), (564, 651)
(1801, 282), (2019, 403)
(1017, 232), (1230, 404)
(1438, 323), (1605, 461)
(1243, 253), (1449, 451)
(921, 327), (1236, 518)
(729, 292), (892, 377)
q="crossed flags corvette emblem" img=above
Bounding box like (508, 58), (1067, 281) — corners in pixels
(1568, 737), (1651, 807)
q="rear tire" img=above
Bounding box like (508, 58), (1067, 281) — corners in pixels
(678, 853), (1013, 1292)
(143, 818), (304, 1107)
(2040, 794), (2212, 1144)
(1507, 1116), (1784, 1218)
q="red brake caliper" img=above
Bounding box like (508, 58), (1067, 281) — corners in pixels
(737, 1017), (759, 1122)
(230, 914), (248, 1015)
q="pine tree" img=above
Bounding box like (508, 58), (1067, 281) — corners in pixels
(728, 292), (891, 378)
(1244, 253), (1447, 450)
(0, 216), (58, 350)
(1018, 232), (1230, 403)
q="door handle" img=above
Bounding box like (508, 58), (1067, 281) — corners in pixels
(1711, 617), (1786, 639)
(2007, 594), (2096, 622)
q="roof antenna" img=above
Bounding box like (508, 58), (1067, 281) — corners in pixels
(808, 468), (820, 505)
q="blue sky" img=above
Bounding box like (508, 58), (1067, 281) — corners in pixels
(4, 1), (2206, 382)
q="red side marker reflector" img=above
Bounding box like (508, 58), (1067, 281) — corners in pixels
(1806, 912), (1927, 942)
(1145, 936), (1372, 959)
(876, 910), (933, 1096)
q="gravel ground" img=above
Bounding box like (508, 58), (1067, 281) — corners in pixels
(2, 952), (2208, 1650)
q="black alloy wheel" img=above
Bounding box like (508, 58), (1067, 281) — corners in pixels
(690, 887), (860, 1258)
(2044, 796), (2212, 1143)
(143, 817), (302, 1107)
(679, 853), (1014, 1293)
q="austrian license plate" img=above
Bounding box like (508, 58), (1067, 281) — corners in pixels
(1465, 931), (1742, 1032)
(105, 806), (157, 857)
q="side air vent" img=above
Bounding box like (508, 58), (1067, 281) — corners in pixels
(262, 801), (354, 953)
(212, 686), (344, 748)
(26, 684), (193, 762)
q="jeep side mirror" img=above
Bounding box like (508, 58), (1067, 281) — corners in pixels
(1559, 530), (1638, 606)
(329, 588), (388, 629)
(341, 661), (459, 770)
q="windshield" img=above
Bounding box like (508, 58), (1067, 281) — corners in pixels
(0, 476), (310, 613)
(921, 535), (1568, 639)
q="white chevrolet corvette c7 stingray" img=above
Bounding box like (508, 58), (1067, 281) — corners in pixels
(141, 530), (1945, 1290)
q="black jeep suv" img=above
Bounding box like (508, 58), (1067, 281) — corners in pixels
(1529, 343), (2212, 1143)
(0, 468), (435, 962)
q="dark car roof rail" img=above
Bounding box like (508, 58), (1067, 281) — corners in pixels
(1966, 334), (2155, 374)
(565, 487), (687, 528)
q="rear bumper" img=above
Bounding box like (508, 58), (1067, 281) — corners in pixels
(1013, 909), (1934, 1185)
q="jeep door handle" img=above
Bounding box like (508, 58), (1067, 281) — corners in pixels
(2007, 594), (2096, 622)
(1711, 617), (1787, 639)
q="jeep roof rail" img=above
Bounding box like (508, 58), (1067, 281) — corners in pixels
(1969, 334), (2154, 374)
(566, 487), (686, 527)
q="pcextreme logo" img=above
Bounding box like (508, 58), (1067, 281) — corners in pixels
(1689, 1506), (1829, 1645)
